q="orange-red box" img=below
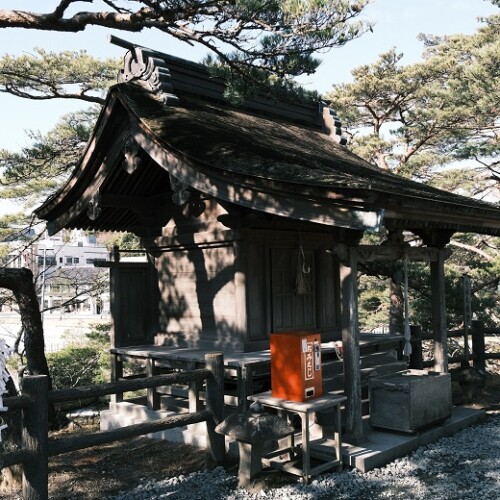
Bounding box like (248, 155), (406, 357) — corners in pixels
(270, 331), (323, 402)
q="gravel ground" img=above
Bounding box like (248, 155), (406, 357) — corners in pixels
(107, 411), (500, 500)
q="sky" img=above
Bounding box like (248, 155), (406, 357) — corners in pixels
(0, 0), (498, 213)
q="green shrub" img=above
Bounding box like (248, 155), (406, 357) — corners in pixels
(46, 323), (111, 390)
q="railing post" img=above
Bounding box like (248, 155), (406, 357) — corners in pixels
(205, 353), (225, 465)
(471, 320), (486, 372)
(146, 358), (161, 410)
(21, 375), (49, 500)
(409, 325), (424, 370)
(110, 353), (123, 403)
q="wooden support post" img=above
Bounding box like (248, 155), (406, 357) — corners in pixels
(471, 320), (486, 372)
(205, 353), (225, 465)
(238, 365), (253, 412)
(188, 378), (201, 413)
(233, 240), (248, 352)
(430, 250), (448, 373)
(21, 375), (49, 500)
(339, 248), (363, 443)
(409, 325), (424, 370)
(146, 358), (161, 410)
(188, 361), (202, 413)
(110, 353), (123, 403)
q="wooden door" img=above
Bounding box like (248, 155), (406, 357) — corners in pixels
(110, 263), (159, 348)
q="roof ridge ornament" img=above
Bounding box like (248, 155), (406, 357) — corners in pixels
(110, 35), (180, 106)
(320, 102), (348, 146)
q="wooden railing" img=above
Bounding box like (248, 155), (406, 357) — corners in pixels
(0, 353), (225, 500)
(409, 320), (499, 371)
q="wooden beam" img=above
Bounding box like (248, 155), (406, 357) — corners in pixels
(412, 229), (454, 248)
(431, 250), (448, 372)
(153, 228), (238, 251)
(385, 206), (500, 233)
(339, 247), (363, 443)
(333, 243), (452, 263)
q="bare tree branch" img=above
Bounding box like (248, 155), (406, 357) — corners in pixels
(449, 240), (494, 261)
(0, 2), (371, 79)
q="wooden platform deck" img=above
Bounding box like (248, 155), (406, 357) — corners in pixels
(110, 334), (404, 412)
(102, 334), (485, 475)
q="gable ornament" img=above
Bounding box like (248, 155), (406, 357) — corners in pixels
(320, 103), (348, 146)
(111, 35), (180, 106)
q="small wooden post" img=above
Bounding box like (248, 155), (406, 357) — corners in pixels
(239, 365), (253, 412)
(205, 353), (225, 465)
(21, 375), (49, 500)
(409, 325), (424, 370)
(188, 361), (202, 413)
(146, 358), (161, 410)
(110, 353), (124, 403)
(471, 320), (486, 372)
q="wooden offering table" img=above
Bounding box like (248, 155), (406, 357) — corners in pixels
(248, 391), (346, 484)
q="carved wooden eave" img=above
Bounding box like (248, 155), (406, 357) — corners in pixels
(35, 43), (500, 240)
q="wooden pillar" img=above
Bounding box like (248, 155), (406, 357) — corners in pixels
(233, 240), (248, 351)
(205, 353), (225, 465)
(110, 353), (123, 404)
(430, 250), (448, 373)
(108, 265), (123, 349)
(21, 375), (49, 500)
(188, 361), (202, 413)
(471, 320), (486, 372)
(409, 325), (424, 370)
(146, 358), (161, 410)
(339, 247), (363, 442)
(239, 365), (253, 412)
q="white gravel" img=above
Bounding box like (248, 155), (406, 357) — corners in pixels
(108, 413), (500, 500)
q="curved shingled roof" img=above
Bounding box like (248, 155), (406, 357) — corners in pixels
(36, 47), (500, 238)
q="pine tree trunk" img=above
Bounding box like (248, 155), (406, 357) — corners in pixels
(0, 268), (52, 382)
(0, 268), (60, 491)
(0, 267), (57, 423)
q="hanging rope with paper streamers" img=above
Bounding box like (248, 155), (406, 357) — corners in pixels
(403, 253), (412, 358)
(296, 228), (311, 295)
(0, 338), (13, 442)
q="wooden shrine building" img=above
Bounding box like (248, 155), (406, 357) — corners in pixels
(36, 39), (500, 445)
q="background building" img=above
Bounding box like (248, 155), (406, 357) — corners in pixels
(3, 229), (110, 315)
